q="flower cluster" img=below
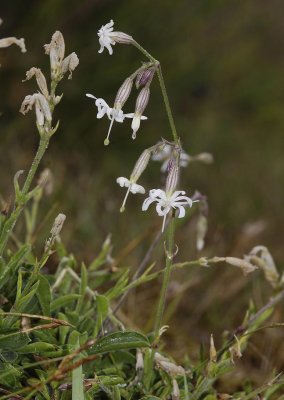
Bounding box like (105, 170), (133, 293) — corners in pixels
(86, 21), (202, 232)
(20, 32), (79, 135)
(87, 21), (157, 145)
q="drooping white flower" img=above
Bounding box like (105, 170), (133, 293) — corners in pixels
(98, 20), (133, 55)
(142, 189), (197, 232)
(86, 93), (147, 145)
(117, 177), (145, 212)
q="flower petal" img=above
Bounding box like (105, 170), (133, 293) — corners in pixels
(116, 177), (130, 188)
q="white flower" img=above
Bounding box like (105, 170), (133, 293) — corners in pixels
(98, 20), (133, 55)
(117, 177), (145, 212)
(86, 93), (147, 145)
(152, 144), (190, 172)
(98, 20), (115, 55)
(142, 189), (197, 232)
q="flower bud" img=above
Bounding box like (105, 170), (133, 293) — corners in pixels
(165, 159), (179, 195)
(136, 67), (155, 89)
(24, 67), (49, 98)
(114, 77), (133, 110)
(136, 350), (144, 371)
(111, 31), (133, 44)
(45, 213), (66, 251)
(61, 52), (79, 79)
(130, 149), (151, 182)
(50, 213), (66, 237)
(135, 86), (150, 115)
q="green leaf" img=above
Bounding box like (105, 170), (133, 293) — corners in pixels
(89, 235), (112, 271)
(18, 341), (55, 354)
(0, 332), (30, 350)
(51, 294), (81, 312)
(0, 244), (31, 290)
(36, 275), (51, 316)
(75, 263), (88, 314)
(94, 294), (109, 337)
(72, 338), (84, 400)
(105, 269), (129, 300)
(90, 331), (150, 355)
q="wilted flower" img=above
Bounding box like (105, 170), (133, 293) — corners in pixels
(20, 93), (52, 127)
(44, 31), (79, 81)
(86, 93), (147, 145)
(0, 19), (26, 53)
(154, 352), (185, 376)
(24, 67), (49, 98)
(98, 20), (133, 55)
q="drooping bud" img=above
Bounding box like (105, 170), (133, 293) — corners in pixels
(24, 67), (49, 98)
(130, 149), (151, 182)
(61, 52), (79, 79)
(136, 67), (156, 89)
(131, 87), (150, 139)
(165, 159), (179, 195)
(114, 77), (133, 110)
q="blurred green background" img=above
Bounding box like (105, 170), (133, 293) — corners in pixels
(1, 0), (284, 382)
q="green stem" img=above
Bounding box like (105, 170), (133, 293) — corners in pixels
(156, 65), (178, 143)
(133, 41), (179, 144)
(154, 216), (175, 339)
(0, 134), (50, 256)
(22, 135), (49, 195)
(144, 217), (175, 391)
